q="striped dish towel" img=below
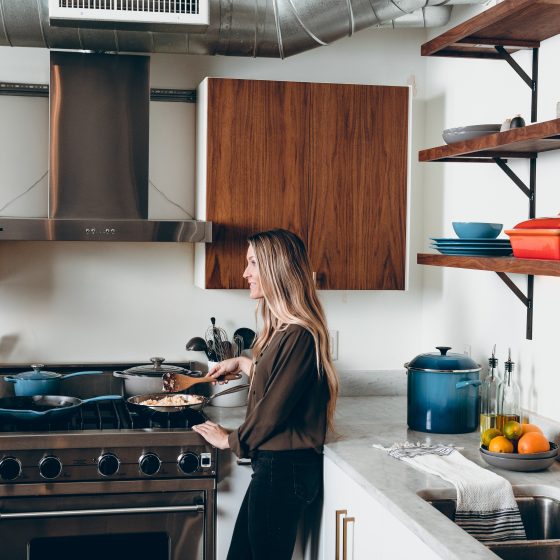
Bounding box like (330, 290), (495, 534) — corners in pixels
(373, 442), (526, 543)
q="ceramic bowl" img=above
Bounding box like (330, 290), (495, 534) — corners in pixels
(452, 222), (503, 239)
(479, 443), (558, 472)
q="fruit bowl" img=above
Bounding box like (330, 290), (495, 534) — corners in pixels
(480, 442), (558, 472)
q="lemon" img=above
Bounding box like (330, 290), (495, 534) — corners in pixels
(481, 427), (502, 448)
(503, 420), (523, 441)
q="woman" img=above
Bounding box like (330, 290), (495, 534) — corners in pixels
(192, 229), (338, 560)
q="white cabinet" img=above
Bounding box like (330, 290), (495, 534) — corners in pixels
(319, 456), (441, 560)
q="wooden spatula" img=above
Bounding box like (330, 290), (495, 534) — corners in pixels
(162, 371), (242, 392)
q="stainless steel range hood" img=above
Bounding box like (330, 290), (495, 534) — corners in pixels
(0, 51), (211, 242)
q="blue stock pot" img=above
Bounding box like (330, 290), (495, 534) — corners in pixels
(405, 346), (481, 434)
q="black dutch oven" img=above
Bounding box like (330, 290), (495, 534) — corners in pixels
(405, 346), (481, 434)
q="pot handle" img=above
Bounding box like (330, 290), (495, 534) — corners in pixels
(3, 376), (18, 383)
(455, 380), (482, 390)
(113, 371), (128, 379)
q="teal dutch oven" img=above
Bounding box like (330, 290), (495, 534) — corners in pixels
(405, 346), (481, 434)
(4, 364), (103, 396)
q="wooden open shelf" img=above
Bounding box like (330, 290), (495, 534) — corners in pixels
(419, 118), (560, 162)
(421, 0), (560, 58)
(417, 253), (560, 277)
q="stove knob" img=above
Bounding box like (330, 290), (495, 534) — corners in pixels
(98, 453), (120, 477)
(39, 456), (62, 480)
(178, 452), (199, 474)
(0, 457), (22, 481)
(139, 453), (161, 476)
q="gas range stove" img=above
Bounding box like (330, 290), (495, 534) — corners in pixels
(0, 363), (216, 486)
(0, 362), (217, 560)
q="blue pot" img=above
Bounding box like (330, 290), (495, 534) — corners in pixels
(405, 347), (481, 434)
(4, 365), (103, 396)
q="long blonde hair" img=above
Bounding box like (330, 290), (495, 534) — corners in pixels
(248, 229), (339, 429)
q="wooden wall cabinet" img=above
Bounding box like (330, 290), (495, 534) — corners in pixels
(196, 78), (409, 290)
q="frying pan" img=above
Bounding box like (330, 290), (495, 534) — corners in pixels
(126, 384), (249, 423)
(0, 395), (122, 423)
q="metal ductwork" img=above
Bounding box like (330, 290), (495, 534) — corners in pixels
(0, 0), (487, 58)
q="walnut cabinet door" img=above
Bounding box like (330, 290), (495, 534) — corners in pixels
(200, 78), (309, 289)
(307, 84), (409, 289)
(197, 78), (408, 290)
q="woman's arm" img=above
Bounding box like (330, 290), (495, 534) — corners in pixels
(207, 356), (253, 378)
(192, 356), (253, 448)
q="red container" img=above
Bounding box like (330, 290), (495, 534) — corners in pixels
(505, 229), (560, 260)
(514, 216), (560, 229)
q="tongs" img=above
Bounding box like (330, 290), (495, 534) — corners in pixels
(162, 371), (242, 392)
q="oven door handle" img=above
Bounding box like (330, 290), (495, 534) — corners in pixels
(0, 504), (204, 520)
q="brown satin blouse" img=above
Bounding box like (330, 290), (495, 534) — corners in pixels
(228, 323), (329, 459)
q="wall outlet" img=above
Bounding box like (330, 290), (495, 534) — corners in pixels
(329, 330), (338, 361)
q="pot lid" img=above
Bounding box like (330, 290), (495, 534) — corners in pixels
(122, 357), (190, 377)
(405, 347), (481, 373)
(13, 364), (62, 380)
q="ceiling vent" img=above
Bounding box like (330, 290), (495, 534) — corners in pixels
(48, 0), (209, 33)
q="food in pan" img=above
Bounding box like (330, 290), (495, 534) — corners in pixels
(140, 394), (201, 407)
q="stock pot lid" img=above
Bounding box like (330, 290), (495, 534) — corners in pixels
(12, 364), (61, 380)
(123, 357), (190, 377)
(405, 347), (480, 373)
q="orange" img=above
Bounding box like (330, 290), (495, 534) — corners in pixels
(488, 436), (514, 453)
(518, 432), (550, 454)
(521, 423), (543, 435)
(503, 420), (523, 441)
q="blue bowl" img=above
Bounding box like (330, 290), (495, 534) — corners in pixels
(452, 222), (503, 239)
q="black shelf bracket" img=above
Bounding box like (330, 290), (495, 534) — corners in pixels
(495, 272), (534, 340)
(493, 157), (537, 218)
(494, 46), (538, 122)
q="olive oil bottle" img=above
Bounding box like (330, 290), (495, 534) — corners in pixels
(480, 346), (501, 440)
(497, 348), (521, 431)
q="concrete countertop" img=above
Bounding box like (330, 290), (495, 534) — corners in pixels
(207, 395), (560, 560)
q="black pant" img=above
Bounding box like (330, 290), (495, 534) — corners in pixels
(226, 449), (323, 560)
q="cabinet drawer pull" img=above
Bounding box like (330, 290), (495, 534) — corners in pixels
(335, 509), (347, 560)
(343, 516), (355, 560)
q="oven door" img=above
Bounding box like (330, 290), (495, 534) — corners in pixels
(0, 479), (215, 560)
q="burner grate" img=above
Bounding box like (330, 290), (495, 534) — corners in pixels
(0, 400), (207, 432)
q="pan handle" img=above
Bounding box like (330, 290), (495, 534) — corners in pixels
(206, 383), (250, 403)
(80, 395), (123, 404)
(61, 371), (104, 380)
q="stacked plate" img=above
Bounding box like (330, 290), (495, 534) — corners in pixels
(430, 237), (513, 256)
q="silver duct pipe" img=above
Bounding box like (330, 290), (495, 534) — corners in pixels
(0, 0), (487, 58)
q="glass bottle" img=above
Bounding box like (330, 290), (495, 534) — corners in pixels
(480, 345), (501, 439)
(497, 348), (521, 431)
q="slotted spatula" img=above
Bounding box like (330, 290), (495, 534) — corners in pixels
(162, 371), (242, 392)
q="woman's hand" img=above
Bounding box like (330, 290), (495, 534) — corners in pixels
(192, 421), (230, 449)
(207, 356), (252, 381)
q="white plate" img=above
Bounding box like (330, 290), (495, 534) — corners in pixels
(442, 124), (501, 144)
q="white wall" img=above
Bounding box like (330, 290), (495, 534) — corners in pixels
(422, 6), (560, 420)
(0, 27), (428, 371)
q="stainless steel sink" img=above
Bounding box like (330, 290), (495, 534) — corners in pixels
(420, 491), (560, 559)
